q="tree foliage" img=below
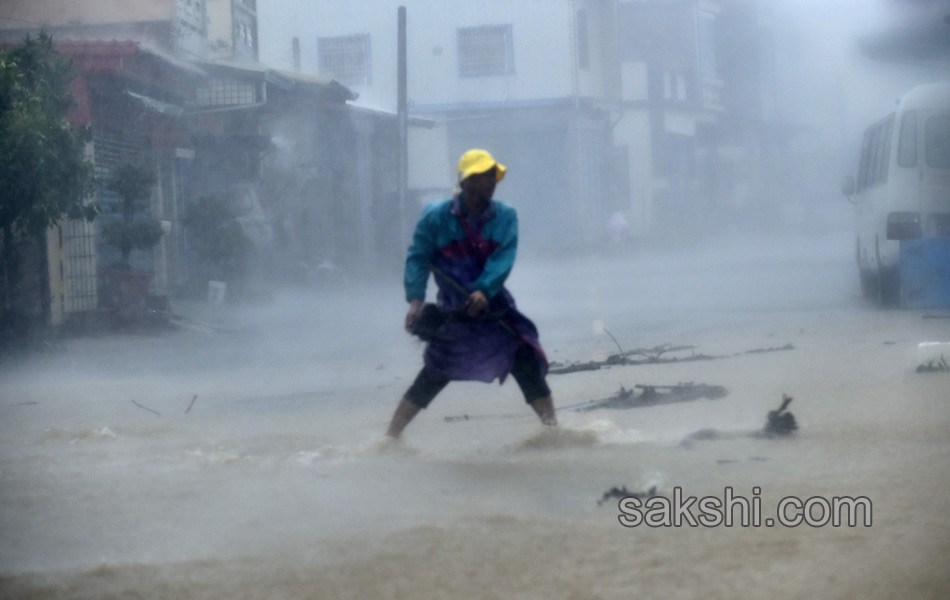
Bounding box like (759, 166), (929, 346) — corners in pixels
(0, 33), (97, 237)
(101, 162), (164, 266)
(182, 195), (251, 282)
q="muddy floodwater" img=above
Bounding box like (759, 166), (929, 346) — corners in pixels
(2, 233), (949, 599)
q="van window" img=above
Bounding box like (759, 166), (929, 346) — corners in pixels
(897, 111), (917, 167)
(926, 115), (950, 170)
(858, 130), (872, 191)
(860, 126), (880, 191)
(876, 116), (894, 184)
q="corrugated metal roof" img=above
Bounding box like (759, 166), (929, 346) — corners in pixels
(197, 59), (357, 101)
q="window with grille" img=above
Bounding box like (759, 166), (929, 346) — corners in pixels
(457, 25), (514, 77)
(318, 35), (371, 85)
(195, 79), (257, 106)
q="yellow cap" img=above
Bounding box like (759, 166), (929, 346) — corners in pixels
(457, 149), (506, 182)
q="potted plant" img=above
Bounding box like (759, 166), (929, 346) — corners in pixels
(100, 162), (164, 317)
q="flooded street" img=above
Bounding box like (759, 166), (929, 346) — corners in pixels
(2, 233), (949, 599)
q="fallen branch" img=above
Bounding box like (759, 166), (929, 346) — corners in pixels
(548, 361), (602, 375)
(917, 355), (950, 373)
(762, 394), (797, 436)
(575, 383), (727, 411)
(444, 412), (528, 423)
(549, 341), (792, 375)
(130, 399), (161, 417)
(602, 327), (626, 357)
(184, 394), (198, 414)
(597, 485), (659, 506)
(741, 343), (795, 355)
(681, 394), (799, 447)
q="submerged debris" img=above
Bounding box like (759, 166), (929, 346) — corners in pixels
(916, 355), (950, 373)
(762, 394), (798, 437)
(549, 342), (794, 375)
(547, 360), (603, 374)
(445, 383), (727, 423)
(681, 394), (800, 447)
(570, 383), (727, 412)
(742, 343), (795, 355)
(130, 399), (161, 417)
(597, 485), (659, 506)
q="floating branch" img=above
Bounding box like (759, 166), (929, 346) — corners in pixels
(742, 343), (795, 355)
(762, 394), (797, 436)
(597, 485), (659, 506)
(130, 399), (161, 417)
(575, 383), (727, 411)
(445, 383), (727, 422)
(601, 326), (626, 357)
(548, 361), (602, 375)
(550, 341), (792, 375)
(917, 355), (950, 373)
(444, 412), (527, 423)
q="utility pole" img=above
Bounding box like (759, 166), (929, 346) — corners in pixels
(397, 6), (409, 250)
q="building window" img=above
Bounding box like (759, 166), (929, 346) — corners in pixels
(457, 25), (514, 77)
(576, 10), (590, 70)
(696, 11), (717, 79)
(196, 79), (257, 106)
(663, 71), (687, 102)
(236, 19), (255, 49)
(318, 34), (371, 85)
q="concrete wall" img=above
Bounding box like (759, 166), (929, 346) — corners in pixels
(0, 0), (174, 28)
(258, 0), (604, 111)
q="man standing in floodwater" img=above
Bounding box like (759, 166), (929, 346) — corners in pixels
(385, 149), (557, 438)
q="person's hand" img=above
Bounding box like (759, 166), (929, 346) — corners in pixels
(466, 290), (488, 317)
(405, 299), (423, 331)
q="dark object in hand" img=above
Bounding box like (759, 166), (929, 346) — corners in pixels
(763, 394), (797, 436)
(408, 303), (451, 343)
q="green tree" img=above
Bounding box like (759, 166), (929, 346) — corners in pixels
(182, 195), (251, 285)
(101, 162), (163, 266)
(0, 33), (97, 311)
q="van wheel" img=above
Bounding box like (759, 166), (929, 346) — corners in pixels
(878, 267), (901, 307)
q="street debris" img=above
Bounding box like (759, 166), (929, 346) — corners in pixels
(130, 394), (201, 417)
(548, 342), (793, 374)
(916, 355), (950, 372)
(681, 394), (799, 447)
(597, 485), (659, 506)
(742, 343), (795, 355)
(130, 399), (161, 417)
(568, 383), (727, 412)
(762, 394), (798, 436)
(444, 382), (727, 423)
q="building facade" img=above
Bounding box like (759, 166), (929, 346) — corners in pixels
(259, 0), (624, 251)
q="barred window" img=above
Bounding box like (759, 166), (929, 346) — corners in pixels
(318, 35), (371, 85)
(458, 25), (514, 77)
(195, 79), (256, 106)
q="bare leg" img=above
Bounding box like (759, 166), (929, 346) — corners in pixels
(529, 395), (557, 427)
(386, 396), (423, 438)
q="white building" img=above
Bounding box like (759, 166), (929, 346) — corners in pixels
(259, 0), (623, 250)
(259, 0), (778, 247)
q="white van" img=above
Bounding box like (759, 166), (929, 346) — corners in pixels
(842, 83), (950, 305)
